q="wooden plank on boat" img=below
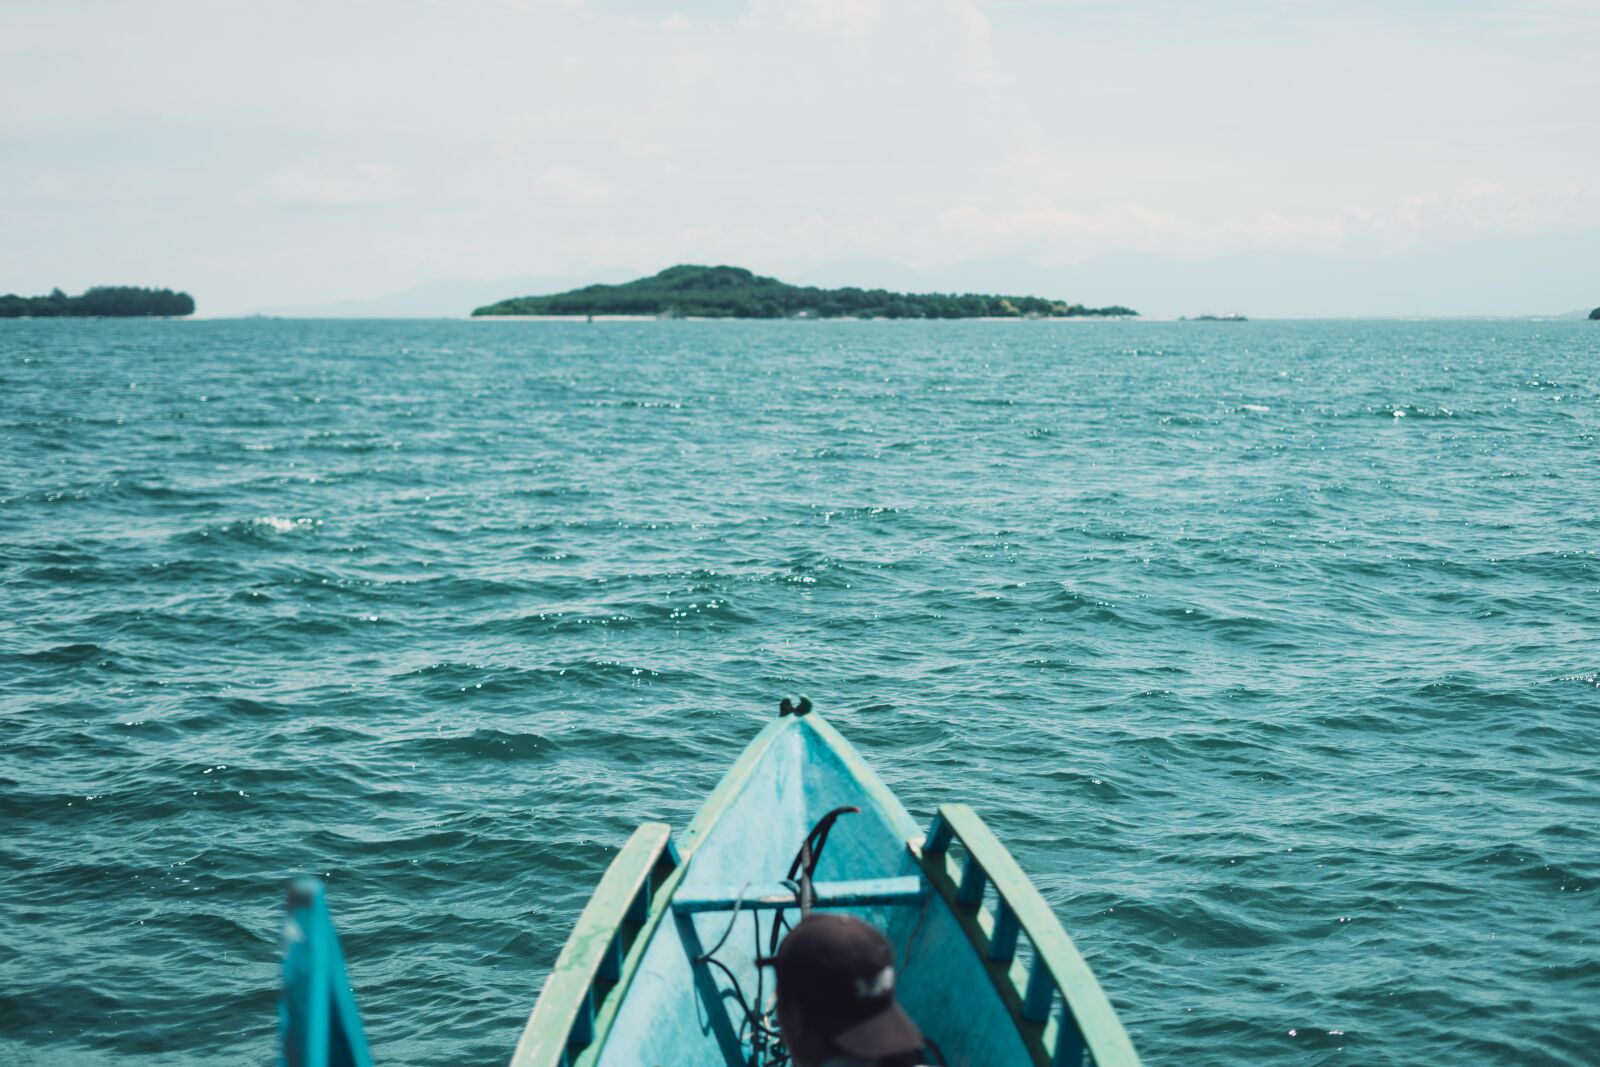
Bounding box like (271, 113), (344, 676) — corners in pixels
(671, 875), (925, 914)
(508, 822), (675, 1067)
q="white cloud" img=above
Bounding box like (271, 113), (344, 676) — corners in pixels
(743, 0), (886, 38)
(739, 0), (996, 81)
(0, 0), (1596, 313)
(530, 164), (618, 207)
(259, 163), (410, 209)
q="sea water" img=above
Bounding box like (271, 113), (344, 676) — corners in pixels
(1, 318), (1595, 1065)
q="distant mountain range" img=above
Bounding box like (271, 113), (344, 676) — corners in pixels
(472, 265), (1137, 319)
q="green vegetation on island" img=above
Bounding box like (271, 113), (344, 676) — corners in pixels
(1590, 307), (1600, 320)
(0, 286), (195, 318)
(472, 265), (1137, 319)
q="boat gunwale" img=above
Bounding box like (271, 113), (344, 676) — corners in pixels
(506, 822), (676, 1067)
(517, 713), (803, 1067)
(916, 802), (1142, 1067)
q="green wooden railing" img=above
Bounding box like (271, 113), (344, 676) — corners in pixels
(507, 823), (680, 1067)
(917, 804), (1141, 1067)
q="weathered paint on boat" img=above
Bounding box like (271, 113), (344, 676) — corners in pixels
(280, 705), (1141, 1067)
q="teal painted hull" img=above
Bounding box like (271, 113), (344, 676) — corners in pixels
(508, 709), (1140, 1067)
(279, 707), (1140, 1067)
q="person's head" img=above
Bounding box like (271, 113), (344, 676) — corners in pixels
(769, 913), (925, 1067)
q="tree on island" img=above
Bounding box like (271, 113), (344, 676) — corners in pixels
(472, 265), (1138, 319)
(0, 286), (195, 318)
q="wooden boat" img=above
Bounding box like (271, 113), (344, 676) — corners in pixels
(280, 701), (1141, 1067)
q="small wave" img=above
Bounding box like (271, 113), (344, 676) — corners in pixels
(1098, 894), (1283, 950)
(502, 485), (594, 500)
(1358, 403), (1457, 419)
(403, 728), (559, 763)
(1034, 585), (1146, 629)
(398, 659), (680, 701)
(14, 643), (113, 666)
(1037, 767), (1129, 801)
(1461, 844), (1594, 890)
(20, 564), (109, 584)
(121, 480), (202, 501)
(1150, 603), (1271, 638)
(179, 516), (323, 545)
(248, 516), (320, 535)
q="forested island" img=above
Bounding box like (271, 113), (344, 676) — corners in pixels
(1590, 307), (1599, 320)
(473, 265), (1137, 319)
(0, 286), (195, 318)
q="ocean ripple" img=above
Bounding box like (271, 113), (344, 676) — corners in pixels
(2, 318), (1597, 1066)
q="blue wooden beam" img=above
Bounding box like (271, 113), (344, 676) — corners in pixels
(957, 853), (987, 909)
(280, 877), (374, 1067)
(1053, 1018), (1088, 1067)
(923, 811), (955, 855)
(1022, 955), (1055, 1023)
(989, 899), (1021, 963)
(670, 875), (925, 915)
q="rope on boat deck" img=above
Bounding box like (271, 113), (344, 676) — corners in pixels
(689, 799), (858, 1066)
(693, 882), (753, 965)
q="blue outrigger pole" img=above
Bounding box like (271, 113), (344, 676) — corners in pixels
(280, 877), (375, 1067)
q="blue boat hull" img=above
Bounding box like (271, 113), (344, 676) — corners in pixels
(281, 706), (1141, 1067)
(591, 712), (1033, 1066)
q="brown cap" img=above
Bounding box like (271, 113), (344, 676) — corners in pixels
(770, 913), (925, 1059)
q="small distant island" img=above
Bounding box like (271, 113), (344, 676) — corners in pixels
(0, 286), (195, 318)
(1590, 307), (1599, 320)
(472, 265), (1137, 319)
(1183, 313), (1248, 322)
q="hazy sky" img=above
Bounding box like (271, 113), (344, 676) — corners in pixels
(2, 0), (1596, 316)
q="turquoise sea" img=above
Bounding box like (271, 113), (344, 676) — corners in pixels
(2, 318), (1596, 1066)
